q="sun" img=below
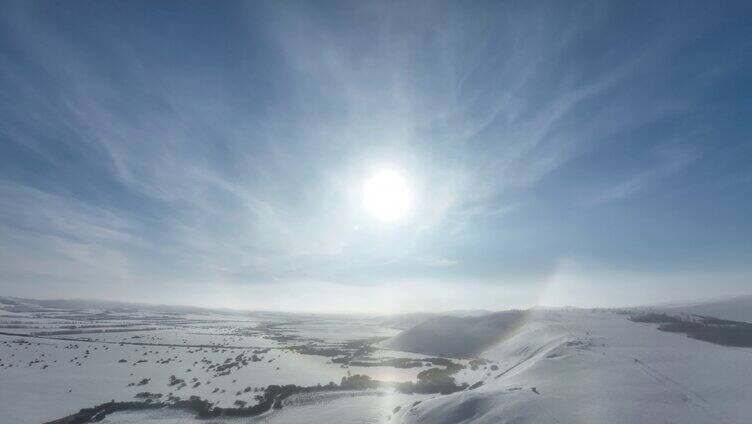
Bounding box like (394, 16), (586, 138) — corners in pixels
(363, 169), (411, 222)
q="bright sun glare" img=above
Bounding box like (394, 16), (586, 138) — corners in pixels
(363, 169), (411, 222)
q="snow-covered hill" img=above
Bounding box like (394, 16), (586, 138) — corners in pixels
(382, 311), (528, 357)
(396, 308), (752, 424)
(660, 294), (752, 323)
(380, 310), (495, 331)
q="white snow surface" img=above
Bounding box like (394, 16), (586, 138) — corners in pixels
(0, 301), (435, 424)
(2, 297), (752, 424)
(397, 308), (752, 424)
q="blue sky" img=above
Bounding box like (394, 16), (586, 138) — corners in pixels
(0, 1), (750, 312)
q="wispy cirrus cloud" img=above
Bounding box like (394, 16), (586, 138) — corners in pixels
(0, 1), (750, 309)
(590, 143), (699, 205)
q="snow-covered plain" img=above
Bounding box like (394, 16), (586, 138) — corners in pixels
(0, 298), (464, 423)
(1, 296), (751, 423)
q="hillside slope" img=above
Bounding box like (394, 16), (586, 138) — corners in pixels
(382, 311), (528, 357)
(660, 294), (752, 323)
(396, 308), (752, 424)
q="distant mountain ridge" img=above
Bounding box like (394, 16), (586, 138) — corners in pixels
(0, 296), (240, 316)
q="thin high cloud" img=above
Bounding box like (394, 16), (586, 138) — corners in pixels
(0, 1), (750, 310)
(589, 143), (699, 205)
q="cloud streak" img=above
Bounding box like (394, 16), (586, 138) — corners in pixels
(0, 1), (750, 310)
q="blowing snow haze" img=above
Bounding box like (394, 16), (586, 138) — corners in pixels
(1, 2), (752, 423)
